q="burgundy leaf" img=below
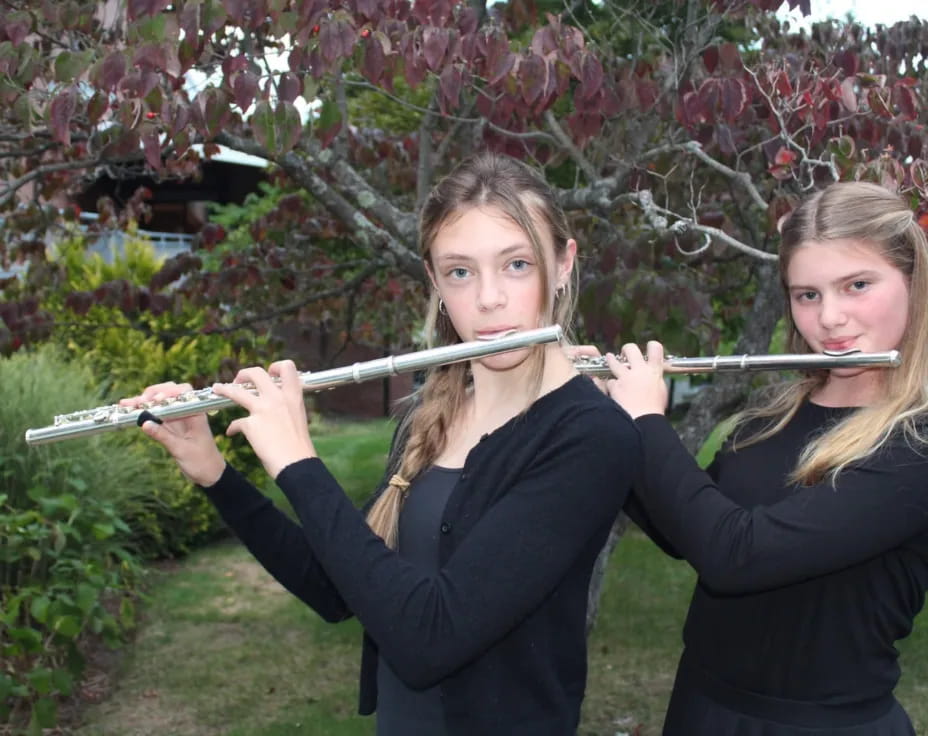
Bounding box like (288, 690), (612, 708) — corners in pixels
(134, 43), (167, 72)
(362, 32), (386, 85)
(319, 21), (341, 64)
(577, 51), (604, 102)
(403, 39), (427, 88)
(167, 102), (191, 136)
(141, 127), (162, 171)
(439, 63), (464, 111)
(422, 26), (449, 72)
(702, 46), (719, 74)
(3, 11), (32, 47)
(839, 77), (857, 113)
(458, 6), (478, 35)
(487, 50), (515, 87)
(833, 50), (859, 77)
(100, 51), (126, 91)
(48, 87), (77, 145)
(720, 78), (748, 122)
(278, 71), (301, 104)
(697, 78), (720, 118)
(908, 136), (924, 161)
(717, 42), (742, 72)
(774, 70), (792, 97)
(519, 53), (547, 106)
(222, 54), (249, 77)
(355, 0), (379, 21)
(893, 84), (919, 120)
(86, 91), (108, 124)
(531, 25), (558, 57)
(222, 0), (248, 25)
(233, 71), (259, 110)
(337, 19), (358, 57)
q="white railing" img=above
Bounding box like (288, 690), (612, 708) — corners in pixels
(79, 212), (195, 262)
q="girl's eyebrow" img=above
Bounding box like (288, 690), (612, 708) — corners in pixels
(435, 243), (533, 263)
(788, 270), (879, 290)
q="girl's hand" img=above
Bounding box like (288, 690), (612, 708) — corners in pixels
(604, 341), (669, 419)
(211, 359), (317, 479)
(119, 382), (226, 486)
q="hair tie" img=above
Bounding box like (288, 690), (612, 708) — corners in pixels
(390, 474), (411, 495)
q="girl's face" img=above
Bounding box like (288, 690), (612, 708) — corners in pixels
(787, 238), (909, 389)
(428, 205), (574, 373)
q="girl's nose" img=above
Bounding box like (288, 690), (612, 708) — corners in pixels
(818, 294), (848, 329)
(476, 274), (506, 311)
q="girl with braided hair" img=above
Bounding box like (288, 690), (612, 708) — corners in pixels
(125, 151), (640, 735)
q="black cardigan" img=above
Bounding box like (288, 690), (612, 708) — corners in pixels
(632, 403), (928, 707)
(201, 375), (640, 735)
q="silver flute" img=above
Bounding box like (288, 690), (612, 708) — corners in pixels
(24, 326), (901, 446)
(24, 325), (565, 445)
(573, 348), (901, 377)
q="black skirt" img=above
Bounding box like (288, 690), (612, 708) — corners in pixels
(663, 652), (917, 736)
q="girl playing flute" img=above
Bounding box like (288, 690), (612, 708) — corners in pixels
(124, 152), (641, 735)
(610, 181), (928, 735)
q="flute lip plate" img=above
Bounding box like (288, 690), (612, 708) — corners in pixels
(821, 348), (862, 356)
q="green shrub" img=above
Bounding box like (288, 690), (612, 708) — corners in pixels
(0, 347), (152, 731)
(39, 230), (270, 553)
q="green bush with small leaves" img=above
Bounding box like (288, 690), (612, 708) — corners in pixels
(0, 346), (152, 732)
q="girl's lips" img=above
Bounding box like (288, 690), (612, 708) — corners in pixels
(822, 340), (856, 352)
(476, 328), (518, 340)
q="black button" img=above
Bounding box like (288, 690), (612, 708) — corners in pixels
(440, 522), (452, 534)
(460, 471), (468, 481)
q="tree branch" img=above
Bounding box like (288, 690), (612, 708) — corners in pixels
(0, 159), (101, 209)
(544, 110), (599, 182)
(642, 141), (769, 210)
(637, 190), (778, 261)
(214, 132), (425, 282)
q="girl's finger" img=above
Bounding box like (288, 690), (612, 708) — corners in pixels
(268, 360), (302, 399)
(645, 340), (665, 371)
(620, 342), (646, 366)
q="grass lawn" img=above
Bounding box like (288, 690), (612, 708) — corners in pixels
(73, 418), (928, 735)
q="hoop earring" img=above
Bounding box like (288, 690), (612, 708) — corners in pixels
(439, 298), (447, 315)
(555, 284), (566, 300)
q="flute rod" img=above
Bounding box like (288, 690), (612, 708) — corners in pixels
(24, 325), (564, 446)
(572, 349), (902, 378)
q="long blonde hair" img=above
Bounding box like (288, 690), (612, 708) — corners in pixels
(366, 152), (578, 546)
(730, 182), (928, 484)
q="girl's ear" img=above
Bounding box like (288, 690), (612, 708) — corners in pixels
(425, 260), (439, 292)
(558, 239), (578, 285)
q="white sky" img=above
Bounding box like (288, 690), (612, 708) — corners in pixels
(778, 0), (926, 29)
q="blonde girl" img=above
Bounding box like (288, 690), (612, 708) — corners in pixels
(126, 152), (640, 736)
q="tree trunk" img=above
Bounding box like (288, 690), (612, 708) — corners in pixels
(585, 262), (782, 633)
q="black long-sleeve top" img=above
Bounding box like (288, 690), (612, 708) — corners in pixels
(201, 375), (640, 735)
(633, 401), (928, 705)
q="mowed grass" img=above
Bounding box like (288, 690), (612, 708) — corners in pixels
(75, 418), (928, 735)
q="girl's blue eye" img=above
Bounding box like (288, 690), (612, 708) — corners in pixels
(450, 267), (469, 279)
(849, 280), (869, 291)
(794, 290), (817, 302)
(509, 259), (530, 271)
